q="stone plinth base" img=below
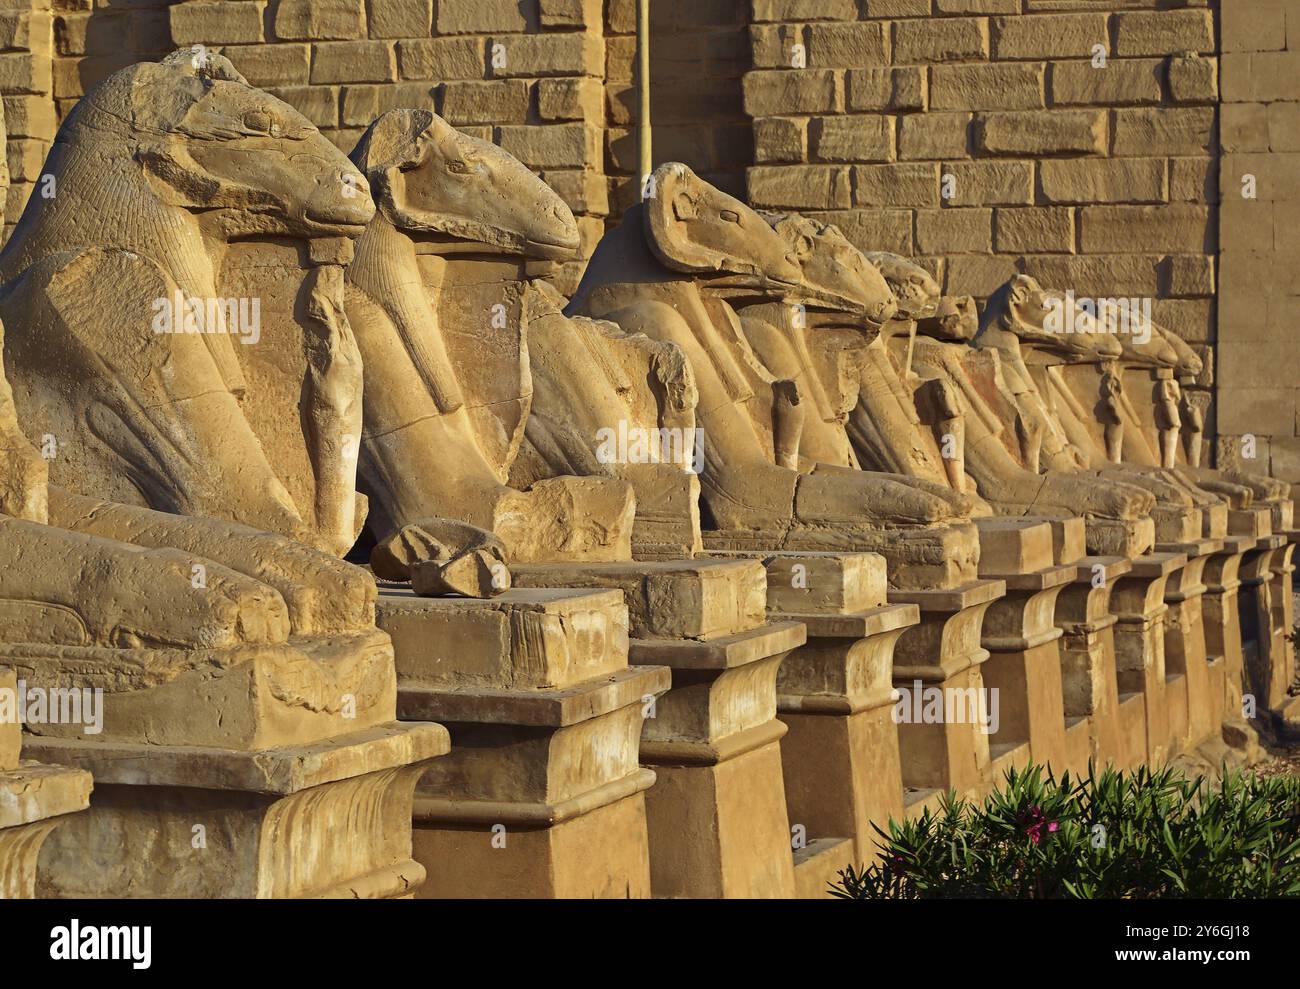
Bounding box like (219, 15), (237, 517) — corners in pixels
(399, 665), (669, 899)
(510, 559), (766, 640)
(632, 620), (806, 898)
(378, 586), (632, 690)
(1228, 506), (1273, 540)
(3, 630), (399, 751)
(975, 519), (1075, 774)
(889, 579), (1005, 799)
(25, 723), (446, 898)
(1159, 539), (1221, 749)
(1057, 557), (1131, 772)
(1085, 516), (1155, 558)
(1112, 552), (1186, 765)
(702, 519), (980, 593)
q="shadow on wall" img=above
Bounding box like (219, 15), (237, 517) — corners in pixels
(606, 0), (753, 218)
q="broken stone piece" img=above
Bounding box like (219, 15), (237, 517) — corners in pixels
(371, 517), (510, 598)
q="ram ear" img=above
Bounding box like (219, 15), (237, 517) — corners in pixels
(350, 109), (443, 229)
(643, 162), (717, 273)
(352, 109), (434, 196)
(1008, 274), (1037, 306)
(771, 215), (815, 263)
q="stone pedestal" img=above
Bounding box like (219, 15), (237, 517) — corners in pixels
(630, 621), (806, 898)
(708, 550), (919, 867)
(1158, 538), (1222, 750)
(1270, 534), (1296, 690)
(26, 723), (446, 898)
(511, 559), (807, 898)
(975, 519), (1075, 777)
(1242, 535), (1289, 712)
(888, 579), (1005, 810)
(377, 586), (670, 898)
(1110, 552), (1186, 766)
(401, 676), (667, 899)
(12, 624), (445, 900)
(1202, 536), (1256, 729)
(775, 607), (917, 867)
(0, 669), (93, 899)
(1057, 557), (1133, 772)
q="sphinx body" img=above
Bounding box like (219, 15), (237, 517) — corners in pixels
(801, 251), (970, 494)
(962, 274), (1236, 544)
(743, 235), (994, 505)
(344, 108), (685, 564)
(509, 277), (705, 559)
(733, 213), (896, 474)
(568, 163), (978, 587)
(0, 48), (377, 557)
(816, 258), (1158, 542)
(0, 51), (398, 747)
(993, 282), (1280, 531)
(1072, 314), (1289, 514)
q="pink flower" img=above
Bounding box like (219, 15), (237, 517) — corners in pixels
(1017, 806), (1059, 845)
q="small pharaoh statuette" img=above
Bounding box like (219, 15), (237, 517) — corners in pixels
(1180, 387), (1205, 469)
(1154, 378), (1183, 470)
(771, 378), (805, 471)
(1100, 367), (1125, 464)
(1015, 410), (1045, 474)
(917, 378), (966, 494)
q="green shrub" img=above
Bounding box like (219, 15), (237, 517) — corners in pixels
(831, 764), (1300, 899)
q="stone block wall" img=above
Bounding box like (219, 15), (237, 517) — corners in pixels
(2, 0), (56, 241)
(742, 0), (1220, 426)
(1217, 0), (1300, 483)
